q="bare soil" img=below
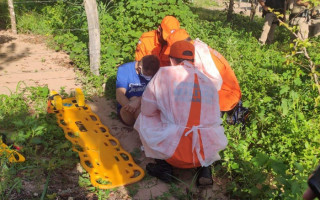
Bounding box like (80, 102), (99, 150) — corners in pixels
(0, 30), (78, 95)
(0, 30), (228, 199)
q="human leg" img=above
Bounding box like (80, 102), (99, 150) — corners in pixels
(259, 13), (275, 45)
(266, 23), (278, 44)
(310, 19), (320, 37)
(119, 96), (140, 126)
(119, 107), (135, 126)
(292, 17), (309, 40)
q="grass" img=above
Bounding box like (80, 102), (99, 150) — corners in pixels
(191, 0), (220, 8)
(0, 0), (9, 30)
(0, 85), (87, 199)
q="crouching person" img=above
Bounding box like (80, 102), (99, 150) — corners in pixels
(116, 55), (160, 126)
(134, 41), (228, 186)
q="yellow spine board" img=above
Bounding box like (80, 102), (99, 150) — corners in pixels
(0, 141), (25, 163)
(48, 90), (144, 189)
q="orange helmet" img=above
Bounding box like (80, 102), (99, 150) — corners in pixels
(160, 16), (180, 41)
(166, 29), (190, 47)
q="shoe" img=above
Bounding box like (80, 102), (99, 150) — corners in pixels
(146, 160), (173, 183)
(196, 166), (213, 187)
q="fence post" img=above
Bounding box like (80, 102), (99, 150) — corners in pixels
(8, 0), (17, 34)
(84, 0), (100, 76)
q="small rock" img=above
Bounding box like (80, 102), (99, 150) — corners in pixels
(75, 163), (84, 173)
(68, 197), (74, 200)
(33, 192), (38, 197)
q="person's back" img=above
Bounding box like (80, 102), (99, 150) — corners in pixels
(135, 30), (160, 62)
(135, 41), (227, 185)
(165, 29), (242, 112)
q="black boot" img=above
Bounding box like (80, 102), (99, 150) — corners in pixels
(146, 159), (173, 183)
(196, 166), (213, 187)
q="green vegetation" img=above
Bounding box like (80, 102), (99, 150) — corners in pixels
(0, 0), (9, 29)
(1, 0), (320, 199)
(191, 0), (220, 8)
(0, 84), (78, 198)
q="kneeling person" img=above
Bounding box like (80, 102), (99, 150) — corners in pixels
(116, 55), (160, 126)
(134, 41), (228, 185)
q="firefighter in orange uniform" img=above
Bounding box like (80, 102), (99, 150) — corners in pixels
(134, 40), (227, 186)
(165, 29), (243, 118)
(135, 16), (180, 67)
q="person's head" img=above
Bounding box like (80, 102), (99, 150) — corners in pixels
(166, 29), (191, 47)
(157, 16), (180, 44)
(136, 55), (160, 80)
(169, 40), (194, 66)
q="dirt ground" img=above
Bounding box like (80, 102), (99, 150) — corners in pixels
(0, 30), (229, 199)
(206, 0), (263, 17)
(0, 30), (78, 95)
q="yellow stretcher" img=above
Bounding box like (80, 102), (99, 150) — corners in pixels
(0, 139), (25, 163)
(47, 89), (144, 189)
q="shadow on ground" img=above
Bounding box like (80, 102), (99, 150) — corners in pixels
(0, 34), (31, 67)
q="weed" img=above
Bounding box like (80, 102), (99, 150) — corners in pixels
(126, 183), (140, 197)
(130, 147), (142, 164)
(108, 111), (118, 120)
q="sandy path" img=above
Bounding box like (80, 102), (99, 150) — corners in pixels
(0, 30), (78, 95)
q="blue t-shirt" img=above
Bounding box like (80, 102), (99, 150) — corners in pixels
(116, 61), (150, 112)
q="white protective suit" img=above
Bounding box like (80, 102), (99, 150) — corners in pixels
(194, 38), (223, 92)
(134, 61), (228, 167)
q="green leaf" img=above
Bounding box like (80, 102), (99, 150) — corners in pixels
(252, 153), (269, 167)
(263, 96), (272, 103)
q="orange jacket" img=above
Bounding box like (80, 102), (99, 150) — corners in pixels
(135, 30), (170, 67)
(209, 48), (241, 111)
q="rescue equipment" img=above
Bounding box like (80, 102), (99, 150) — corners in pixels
(0, 139), (25, 162)
(47, 88), (144, 189)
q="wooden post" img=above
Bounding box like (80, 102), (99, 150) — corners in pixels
(8, 0), (17, 34)
(84, 0), (100, 76)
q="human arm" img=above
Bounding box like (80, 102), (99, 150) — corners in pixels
(116, 65), (135, 113)
(303, 187), (316, 200)
(296, 0), (310, 7)
(135, 39), (146, 61)
(258, 0), (269, 11)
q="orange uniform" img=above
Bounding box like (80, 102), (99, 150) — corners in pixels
(135, 16), (180, 67)
(135, 30), (169, 66)
(209, 48), (241, 111)
(165, 29), (242, 112)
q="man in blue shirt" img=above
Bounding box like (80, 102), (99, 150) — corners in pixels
(116, 55), (160, 126)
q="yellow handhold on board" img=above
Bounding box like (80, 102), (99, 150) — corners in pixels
(0, 140), (25, 163)
(50, 90), (63, 110)
(75, 88), (85, 107)
(47, 89), (144, 189)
